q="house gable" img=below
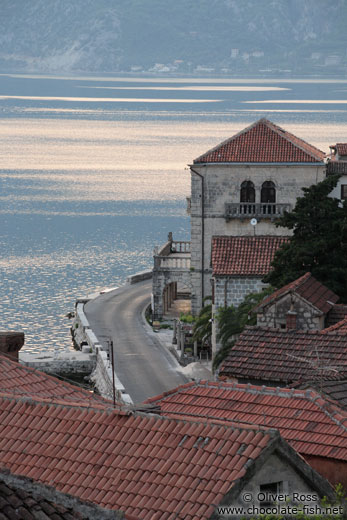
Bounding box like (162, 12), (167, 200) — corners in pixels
(211, 441), (334, 519)
(194, 119), (325, 164)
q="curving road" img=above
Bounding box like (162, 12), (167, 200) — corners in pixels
(84, 280), (188, 404)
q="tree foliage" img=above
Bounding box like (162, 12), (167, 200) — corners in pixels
(213, 287), (274, 371)
(192, 297), (212, 346)
(264, 174), (347, 301)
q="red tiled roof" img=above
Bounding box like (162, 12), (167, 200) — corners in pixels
(0, 470), (122, 520)
(0, 355), (111, 407)
(146, 381), (347, 461)
(322, 317), (347, 335)
(219, 326), (347, 384)
(194, 119), (325, 164)
(255, 272), (339, 315)
(0, 393), (281, 520)
(212, 236), (288, 276)
(326, 304), (347, 326)
(336, 143), (347, 156)
(295, 380), (347, 411)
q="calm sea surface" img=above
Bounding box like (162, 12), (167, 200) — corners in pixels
(0, 74), (347, 353)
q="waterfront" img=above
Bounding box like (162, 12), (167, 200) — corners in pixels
(0, 74), (347, 353)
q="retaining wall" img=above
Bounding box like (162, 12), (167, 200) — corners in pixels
(71, 291), (133, 405)
(126, 269), (152, 285)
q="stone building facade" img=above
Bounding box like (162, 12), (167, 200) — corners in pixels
(153, 119), (347, 326)
(189, 119), (326, 315)
(254, 272), (339, 331)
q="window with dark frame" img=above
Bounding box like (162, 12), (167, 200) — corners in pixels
(259, 482), (283, 507)
(261, 181), (276, 203)
(240, 181), (255, 203)
(341, 184), (347, 200)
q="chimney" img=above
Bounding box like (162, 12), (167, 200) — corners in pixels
(0, 332), (25, 362)
(286, 311), (297, 330)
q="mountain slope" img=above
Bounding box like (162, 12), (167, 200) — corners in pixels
(0, 0), (346, 75)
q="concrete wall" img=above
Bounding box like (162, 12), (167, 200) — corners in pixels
(126, 269), (153, 285)
(329, 174), (347, 200)
(190, 163), (325, 313)
(257, 293), (324, 330)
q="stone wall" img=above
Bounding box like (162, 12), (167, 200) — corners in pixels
(224, 451), (332, 510)
(212, 276), (268, 352)
(257, 293), (324, 330)
(71, 295), (133, 404)
(214, 276), (267, 309)
(91, 347), (133, 405)
(20, 353), (95, 377)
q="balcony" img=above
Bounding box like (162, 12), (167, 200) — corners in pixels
(154, 237), (191, 271)
(225, 202), (291, 221)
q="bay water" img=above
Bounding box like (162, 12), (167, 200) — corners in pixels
(0, 74), (346, 353)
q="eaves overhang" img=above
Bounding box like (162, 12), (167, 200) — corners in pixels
(189, 162), (325, 167)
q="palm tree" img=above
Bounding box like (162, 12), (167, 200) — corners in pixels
(192, 297), (212, 347)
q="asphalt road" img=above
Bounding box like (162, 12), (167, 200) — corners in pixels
(84, 280), (188, 404)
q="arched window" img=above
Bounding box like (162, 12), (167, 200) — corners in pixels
(261, 181), (276, 203)
(240, 181), (255, 203)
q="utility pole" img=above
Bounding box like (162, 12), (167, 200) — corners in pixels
(109, 339), (116, 407)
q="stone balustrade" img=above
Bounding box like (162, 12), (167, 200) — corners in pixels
(156, 255), (191, 269)
(225, 202), (291, 220)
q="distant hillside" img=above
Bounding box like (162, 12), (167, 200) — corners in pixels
(1, 0), (346, 76)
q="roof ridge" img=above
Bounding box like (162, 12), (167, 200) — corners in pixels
(0, 391), (124, 413)
(193, 118), (325, 164)
(264, 120), (325, 161)
(321, 317), (347, 334)
(193, 119), (262, 163)
(0, 391), (280, 435)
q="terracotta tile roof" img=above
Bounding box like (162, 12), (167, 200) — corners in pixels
(0, 392), (284, 520)
(212, 235), (288, 276)
(193, 119), (325, 164)
(326, 304), (347, 326)
(326, 161), (347, 175)
(219, 326), (347, 384)
(0, 469), (122, 519)
(295, 380), (347, 411)
(322, 317), (347, 335)
(336, 143), (347, 156)
(145, 381), (347, 461)
(255, 272), (339, 315)
(0, 355), (111, 407)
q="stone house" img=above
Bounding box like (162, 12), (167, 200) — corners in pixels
(254, 272), (340, 331)
(210, 235), (288, 352)
(153, 118), (327, 320)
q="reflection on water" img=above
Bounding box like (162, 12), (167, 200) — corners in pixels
(245, 99), (347, 104)
(0, 95), (220, 104)
(78, 85), (291, 91)
(0, 74), (346, 354)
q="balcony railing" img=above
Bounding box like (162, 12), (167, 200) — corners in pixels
(171, 240), (190, 253)
(154, 236), (191, 271)
(225, 202), (291, 220)
(156, 256), (191, 269)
